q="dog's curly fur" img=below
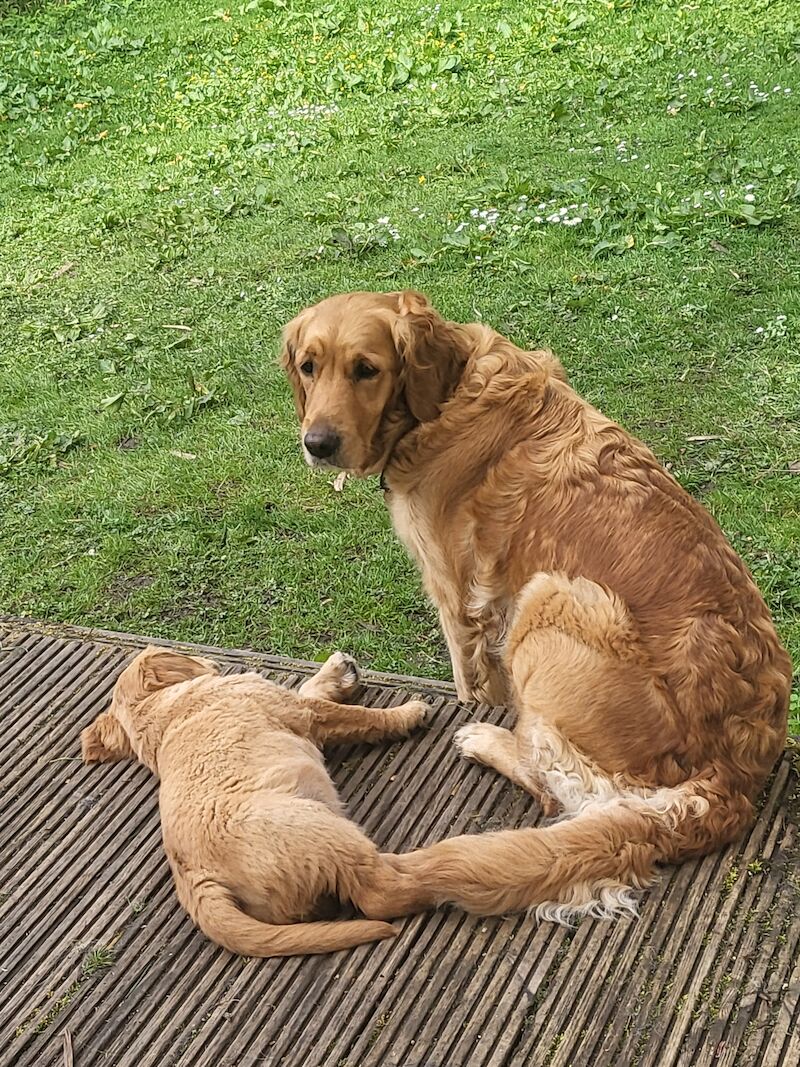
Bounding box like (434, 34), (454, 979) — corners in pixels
(281, 290), (792, 922)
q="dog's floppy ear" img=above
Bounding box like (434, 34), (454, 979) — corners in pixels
(280, 311), (310, 420)
(81, 712), (135, 763)
(136, 647), (219, 693)
(390, 291), (469, 422)
(111, 646), (218, 714)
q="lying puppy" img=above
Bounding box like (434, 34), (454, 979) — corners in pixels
(81, 646), (428, 957)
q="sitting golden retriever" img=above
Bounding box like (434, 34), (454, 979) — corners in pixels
(280, 290), (792, 921)
(81, 646), (430, 956)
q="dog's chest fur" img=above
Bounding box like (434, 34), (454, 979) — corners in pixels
(385, 479), (499, 620)
(385, 486), (441, 585)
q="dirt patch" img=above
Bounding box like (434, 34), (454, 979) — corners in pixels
(106, 574), (155, 602)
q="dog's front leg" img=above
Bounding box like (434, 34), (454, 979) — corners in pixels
(305, 696), (428, 745)
(474, 660), (510, 707)
(438, 607), (509, 705)
(437, 605), (479, 701)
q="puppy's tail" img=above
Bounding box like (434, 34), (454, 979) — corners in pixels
(188, 881), (396, 957)
(385, 781), (742, 923)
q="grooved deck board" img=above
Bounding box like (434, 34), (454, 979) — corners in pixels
(0, 619), (797, 1067)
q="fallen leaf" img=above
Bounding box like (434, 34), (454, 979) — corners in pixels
(165, 334), (192, 350)
(686, 435), (725, 442)
(169, 450), (197, 461)
(100, 391), (127, 411)
(789, 460), (800, 474)
(333, 471), (348, 491)
(592, 234), (635, 258)
(709, 240), (729, 254)
(51, 262), (75, 279)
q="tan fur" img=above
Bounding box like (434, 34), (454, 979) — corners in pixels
(280, 291), (793, 921)
(82, 647), (431, 955)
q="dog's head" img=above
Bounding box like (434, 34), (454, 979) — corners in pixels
(280, 290), (470, 475)
(81, 647), (219, 764)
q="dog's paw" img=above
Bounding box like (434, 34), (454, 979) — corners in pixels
(327, 650), (360, 687)
(393, 699), (428, 734)
(406, 699), (428, 727)
(318, 651), (361, 699)
(453, 722), (505, 764)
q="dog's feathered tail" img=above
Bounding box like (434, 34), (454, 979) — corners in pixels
(383, 782), (739, 923)
(183, 879), (396, 957)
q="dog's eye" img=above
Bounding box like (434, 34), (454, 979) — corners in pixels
(300, 360), (314, 376)
(354, 362), (379, 381)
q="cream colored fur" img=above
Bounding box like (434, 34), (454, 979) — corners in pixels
(82, 647), (430, 956)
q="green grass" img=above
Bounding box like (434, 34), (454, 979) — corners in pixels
(0, 0), (798, 726)
(19, 942), (115, 1035)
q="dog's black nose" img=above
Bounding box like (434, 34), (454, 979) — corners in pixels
(304, 427), (341, 459)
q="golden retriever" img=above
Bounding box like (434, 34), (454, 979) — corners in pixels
(81, 646), (431, 955)
(280, 290), (792, 921)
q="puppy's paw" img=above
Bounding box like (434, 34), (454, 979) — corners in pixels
(326, 653), (362, 695)
(453, 722), (506, 765)
(313, 651), (361, 701)
(406, 699), (428, 728)
(392, 699), (428, 734)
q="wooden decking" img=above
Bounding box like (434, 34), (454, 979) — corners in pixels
(1, 619), (798, 1067)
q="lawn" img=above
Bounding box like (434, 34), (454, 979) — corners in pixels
(0, 0), (798, 726)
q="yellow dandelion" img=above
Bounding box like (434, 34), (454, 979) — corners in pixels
(419, 175), (426, 184)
